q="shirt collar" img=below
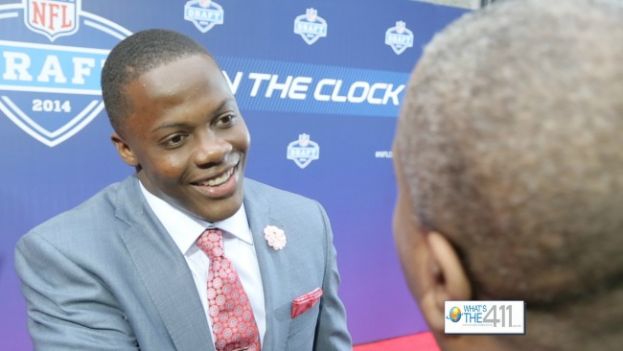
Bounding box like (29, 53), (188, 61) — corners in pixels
(138, 179), (253, 255)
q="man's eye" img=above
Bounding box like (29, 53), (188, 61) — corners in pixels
(216, 114), (236, 127)
(163, 134), (187, 147)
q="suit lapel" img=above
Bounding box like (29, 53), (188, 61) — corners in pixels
(243, 179), (292, 350)
(115, 177), (214, 351)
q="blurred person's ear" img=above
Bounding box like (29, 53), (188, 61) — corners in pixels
(392, 148), (471, 332)
(417, 231), (471, 332)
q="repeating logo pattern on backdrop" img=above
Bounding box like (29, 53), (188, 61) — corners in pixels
(0, 0), (131, 147)
(287, 133), (320, 169)
(184, 0), (224, 33)
(385, 21), (413, 55)
(294, 8), (327, 45)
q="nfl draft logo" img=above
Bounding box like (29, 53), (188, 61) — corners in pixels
(184, 0), (224, 33)
(385, 21), (414, 55)
(293, 8), (327, 45)
(0, 0), (131, 147)
(287, 133), (320, 169)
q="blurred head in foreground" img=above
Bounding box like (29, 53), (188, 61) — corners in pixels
(392, 0), (623, 350)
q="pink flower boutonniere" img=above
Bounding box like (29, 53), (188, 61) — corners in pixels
(264, 225), (287, 250)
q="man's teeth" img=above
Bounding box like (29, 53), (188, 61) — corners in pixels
(200, 167), (234, 187)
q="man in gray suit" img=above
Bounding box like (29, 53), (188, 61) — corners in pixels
(15, 29), (352, 351)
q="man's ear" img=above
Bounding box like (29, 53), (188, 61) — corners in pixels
(111, 132), (139, 166)
(417, 231), (471, 332)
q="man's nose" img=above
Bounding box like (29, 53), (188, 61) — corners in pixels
(193, 133), (232, 167)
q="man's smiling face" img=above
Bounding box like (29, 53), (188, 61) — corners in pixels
(112, 53), (250, 222)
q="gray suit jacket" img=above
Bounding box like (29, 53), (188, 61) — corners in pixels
(15, 176), (352, 350)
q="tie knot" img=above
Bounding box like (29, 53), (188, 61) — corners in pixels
(197, 228), (225, 259)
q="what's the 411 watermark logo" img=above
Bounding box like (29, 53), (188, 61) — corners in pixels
(444, 300), (525, 334)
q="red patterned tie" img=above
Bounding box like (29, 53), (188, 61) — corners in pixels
(197, 228), (261, 351)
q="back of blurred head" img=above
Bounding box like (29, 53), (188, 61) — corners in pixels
(392, 0), (623, 350)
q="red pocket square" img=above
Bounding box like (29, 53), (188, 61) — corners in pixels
(291, 287), (323, 319)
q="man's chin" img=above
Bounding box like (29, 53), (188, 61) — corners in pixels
(193, 193), (245, 222)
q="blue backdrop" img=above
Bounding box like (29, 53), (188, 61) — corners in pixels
(0, 1), (469, 349)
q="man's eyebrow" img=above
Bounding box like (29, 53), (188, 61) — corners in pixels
(152, 122), (191, 132)
(152, 98), (237, 132)
(215, 97), (237, 112)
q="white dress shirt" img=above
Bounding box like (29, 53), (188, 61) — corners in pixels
(139, 181), (266, 345)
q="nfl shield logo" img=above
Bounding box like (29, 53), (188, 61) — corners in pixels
(294, 8), (327, 45)
(184, 0), (224, 33)
(385, 21), (414, 55)
(287, 134), (320, 169)
(24, 0), (80, 41)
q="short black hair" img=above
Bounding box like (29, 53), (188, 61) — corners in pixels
(101, 29), (209, 133)
(395, 0), (623, 302)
